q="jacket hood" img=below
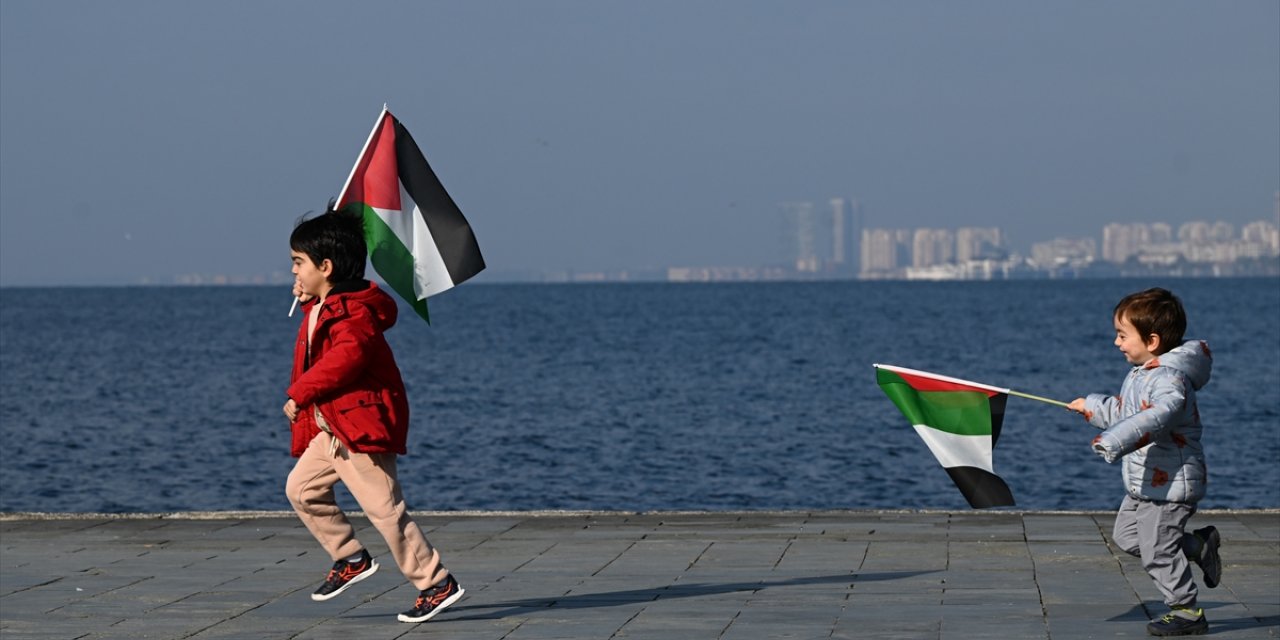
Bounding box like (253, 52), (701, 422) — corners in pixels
(1151, 339), (1212, 390)
(325, 279), (398, 331)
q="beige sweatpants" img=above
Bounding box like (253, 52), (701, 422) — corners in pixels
(286, 431), (448, 590)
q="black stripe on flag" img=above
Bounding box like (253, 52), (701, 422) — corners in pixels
(989, 393), (1007, 447)
(946, 466), (1016, 509)
(393, 119), (486, 287)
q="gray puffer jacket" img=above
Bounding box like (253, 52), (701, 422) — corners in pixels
(1084, 340), (1212, 504)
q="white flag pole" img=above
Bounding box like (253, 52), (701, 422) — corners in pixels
(289, 104), (391, 317)
(334, 103), (390, 206)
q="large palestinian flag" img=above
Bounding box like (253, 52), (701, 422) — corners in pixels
(874, 364), (1015, 509)
(336, 106), (485, 322)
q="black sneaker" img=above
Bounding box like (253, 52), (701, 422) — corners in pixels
(1193, 526), (1221, 588)
(311, 549), (379, 601)
(1146, 607), (1208, 636)
(398, 574), (465, 623)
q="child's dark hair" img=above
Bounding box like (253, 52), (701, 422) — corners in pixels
(1114, 288), (1186, 355)
(290, 205), (367, 283)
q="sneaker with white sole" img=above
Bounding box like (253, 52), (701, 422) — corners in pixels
(311, 549), (379, 601)
(398, 574), (465, 623)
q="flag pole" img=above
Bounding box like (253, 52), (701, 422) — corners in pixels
(1008, 389), (1070, 408)
(334, 104), (390, 206)
(290, 104), (391, 316)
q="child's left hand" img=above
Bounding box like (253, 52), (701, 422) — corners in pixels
(1067, 397), (1087, 415)
(283, 398), (299, 422)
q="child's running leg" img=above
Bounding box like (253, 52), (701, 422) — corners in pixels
(1183, 525), (1222, 588)
(288, 432), (380, 601)
(1111, 495), (1143, 557)
(336, 450), (464, 622)
(1134, 499), (1198, 608)
(286, 432), (364, 560)
(338, 450), (449, 590)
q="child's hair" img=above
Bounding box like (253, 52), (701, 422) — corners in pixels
(1113, 287), (1186, 355)
(290, 205), (367, 283)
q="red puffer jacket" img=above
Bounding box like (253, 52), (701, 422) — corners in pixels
(286, 280), (410, 457)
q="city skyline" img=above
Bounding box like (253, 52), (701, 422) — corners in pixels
(67, 196), (1280, 287)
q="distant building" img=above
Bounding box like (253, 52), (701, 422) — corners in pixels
(956, 227), (1003, 262)
(1103, 222), (1172, 263)
(1031, 237), (1096, 268)
(829, 197), (862, 275)
(1242, 220), (1280, 252)
(860, 228), (912, 277)
(780, 201), (820, 272)
(912, 228), (954, 268)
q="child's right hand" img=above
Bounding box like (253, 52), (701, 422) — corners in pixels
(292, 281), (313, 302)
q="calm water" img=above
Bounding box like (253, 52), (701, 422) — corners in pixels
(1, 279), (1277, 513)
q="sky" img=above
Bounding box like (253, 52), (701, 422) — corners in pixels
(1, 1), (1277, 286)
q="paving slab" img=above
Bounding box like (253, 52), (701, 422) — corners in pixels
(1, 510), (1276, 639)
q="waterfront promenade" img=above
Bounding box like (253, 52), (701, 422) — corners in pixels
(1, 510), (1276, 639)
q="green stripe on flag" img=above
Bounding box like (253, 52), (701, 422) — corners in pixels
(877, 368), (993, 437)
(355, 203), (430, 323)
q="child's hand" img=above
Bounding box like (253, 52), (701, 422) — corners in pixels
(283, 398), (299, 422)
(292, 280), (313, 302)
(1067, 398), (1087, 414)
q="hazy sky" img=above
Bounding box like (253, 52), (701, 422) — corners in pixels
(1, 1), (1277, 286)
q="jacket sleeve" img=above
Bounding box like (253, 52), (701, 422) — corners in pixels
(286, 307), (376, 407)
(1083, 393), (1121, 429)
(1092, 370), (1188, 464)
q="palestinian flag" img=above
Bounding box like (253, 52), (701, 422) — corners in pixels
(874, 364), (1015, 509)
(336, 106), (485, 322)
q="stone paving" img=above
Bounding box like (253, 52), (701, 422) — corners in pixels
(0, 510), (1276, 639)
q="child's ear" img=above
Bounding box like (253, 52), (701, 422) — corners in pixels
(1146, 333), (1162, 354)
(319, 259), (334, 277)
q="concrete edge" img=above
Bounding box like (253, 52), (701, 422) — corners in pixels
(2, 508), (1278, 522)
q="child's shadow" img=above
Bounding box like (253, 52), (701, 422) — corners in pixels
(443, 570), (938, 621)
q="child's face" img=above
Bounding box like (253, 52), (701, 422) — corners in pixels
(291, 250), (333, 299)
(1113, 313), (1160, 366)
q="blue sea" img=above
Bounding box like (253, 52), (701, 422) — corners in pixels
(1, 279), (1277, 514)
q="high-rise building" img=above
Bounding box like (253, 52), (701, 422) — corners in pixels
(780, 201), (820, 272)
(830, 198), (848, 268)
(829, 197), (863, 275)
(860, 228), (901, 275)
(912, 228), (955, 268)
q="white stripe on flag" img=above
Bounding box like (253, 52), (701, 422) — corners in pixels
(912, 425), (994, 473)
(372, 194), (453, 300)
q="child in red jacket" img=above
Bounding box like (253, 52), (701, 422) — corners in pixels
(283, 209), (463, 623)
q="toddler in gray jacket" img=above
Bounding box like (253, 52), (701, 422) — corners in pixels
(1068, 287), (1221, 637)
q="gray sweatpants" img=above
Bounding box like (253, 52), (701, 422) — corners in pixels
(1112, 494), (1201, 609)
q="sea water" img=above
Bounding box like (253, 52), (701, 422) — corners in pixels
(1, 278), (1276, 513)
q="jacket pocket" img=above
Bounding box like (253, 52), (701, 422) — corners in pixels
(333, 390), (393, 448)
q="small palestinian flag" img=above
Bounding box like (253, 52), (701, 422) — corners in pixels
(336, 106), (485, 323)
(874, 364), (1015, 509)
